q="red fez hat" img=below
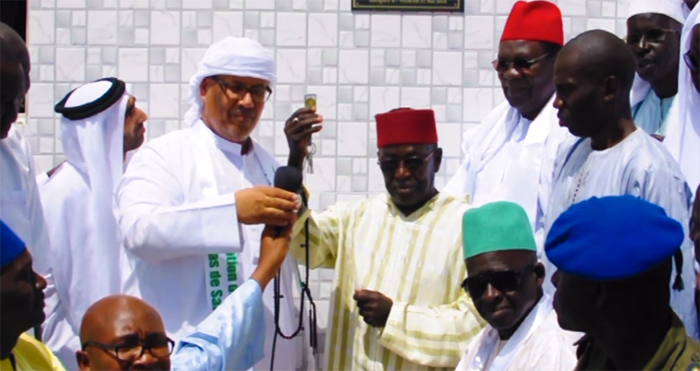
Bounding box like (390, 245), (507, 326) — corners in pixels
(501, 1), (564, 46)
(375, 108), (438, 148)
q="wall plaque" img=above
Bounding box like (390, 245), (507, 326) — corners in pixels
(351, 0), (463, 12)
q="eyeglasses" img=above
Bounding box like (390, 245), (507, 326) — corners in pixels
(492, 53), (549, 73)
(461, 266), (533, 298)
(625, 29), (680, 46)
(377, 150), (436, 173)
(684, 51), (699, 72)
(82, 338), (175, 361)
(211, 76), (273, 104)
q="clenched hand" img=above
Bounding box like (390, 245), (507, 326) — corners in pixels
(353, 289), (393, 328)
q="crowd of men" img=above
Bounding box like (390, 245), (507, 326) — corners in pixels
(1, 0), (700, 370)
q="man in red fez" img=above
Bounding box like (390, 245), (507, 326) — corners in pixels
(284, 107), (484, 370)
(444, 0), (571, 255)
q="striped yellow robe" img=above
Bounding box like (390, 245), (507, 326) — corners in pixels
(290, 193), (486, 371)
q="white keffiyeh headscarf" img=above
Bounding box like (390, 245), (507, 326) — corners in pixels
(665, 5), (700, 195)
(184, 37), (276, 127)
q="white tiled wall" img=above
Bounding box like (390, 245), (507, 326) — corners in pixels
(22, 0), (633, 358)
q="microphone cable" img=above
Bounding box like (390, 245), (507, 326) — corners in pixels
(270, 189), (318, 371)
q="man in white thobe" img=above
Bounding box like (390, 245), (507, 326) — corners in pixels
(0, 23), (56, 347)
(443, 1), (572, 249)
(39, 77), (149, 369)
(665, 5), (700, 196)
(116, 37), (306, 370)
(0, 23), (51, 282)
(627, 0), (687, 138)
(457, 201), (576, 371)
(548, 29), (698, 339)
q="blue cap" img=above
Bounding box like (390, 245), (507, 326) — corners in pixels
(1, 220), (26, 268)
(545, 196), (684, 281)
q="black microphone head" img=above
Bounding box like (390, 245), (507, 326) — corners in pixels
(273, 166), (303, 192)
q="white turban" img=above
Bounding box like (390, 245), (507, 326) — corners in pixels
(628, 0), (689, 108)
(665, 5), (700, 194)
(184, 37), (276, 127)
(627, 0), (688, 24)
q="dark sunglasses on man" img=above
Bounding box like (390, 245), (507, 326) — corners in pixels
(377, 150), (436, 173)
(81, 337), (175, 362)
(492, 53), (549, 73)
(625, 28), (680, 46)
(461, 265), (534, 298)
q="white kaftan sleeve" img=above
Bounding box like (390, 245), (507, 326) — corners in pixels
(117, 145), (242, 263)
(171, 279), (266, 371)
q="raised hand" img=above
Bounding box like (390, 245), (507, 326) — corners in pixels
(284, 107), (323, 170)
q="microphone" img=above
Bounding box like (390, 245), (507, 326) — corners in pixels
(273, 166), (303, 234)
(273, 166), (303, 193)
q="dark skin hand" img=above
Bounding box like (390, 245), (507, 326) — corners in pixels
(285, 107), (323, 170)
(353, 289), (393, 327)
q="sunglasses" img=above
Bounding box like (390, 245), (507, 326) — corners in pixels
(685, 51), (699, 72)
(461, 266), (534, 298)
(82, 338), (175, 362)
(211, 76), (273, 104)
(492, 53), (549, 73)
(377, 150), (436, 173)
(625, 28), (680, 46)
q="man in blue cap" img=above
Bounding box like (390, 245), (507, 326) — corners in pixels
(547, 196), (700, 370)
(456, 202), (576, 371)
(0, 220), (66, 371)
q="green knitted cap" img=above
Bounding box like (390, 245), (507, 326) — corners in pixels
(462, 201), (537, 259)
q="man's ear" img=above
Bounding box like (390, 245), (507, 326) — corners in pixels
(601, 75), (620, 103)
(433, 147), (443, 173)
(76, 350), (91, 371)
(199, 78), (212, 98)
(534, 262), (546, 287)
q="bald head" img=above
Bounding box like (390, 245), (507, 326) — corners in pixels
(78, 295), (170, 371)
(560, 29), (636, 94)
(80, 295), (162, 342)
(553, 30), (636, 139)
(0, 22), (29, 80)
(0, 37), (26, 139)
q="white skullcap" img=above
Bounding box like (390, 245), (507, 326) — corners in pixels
(627, 0), (687, 24)
(184, 37), (276, 127)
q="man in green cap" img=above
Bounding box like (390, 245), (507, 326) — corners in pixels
(456, 201), (577, 371)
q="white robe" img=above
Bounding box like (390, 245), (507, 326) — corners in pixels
(545, 128), (699, 339)
(39, 93), (139, 370)
(631, 88), (677, 136)
(0, 126), (72, 364)
(116, 120), (303, 370)
(665, 5), (700, 195)
(443, 95), (573, 248)
(0, 126), (51, 275)
(455, 295), (577, 371)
